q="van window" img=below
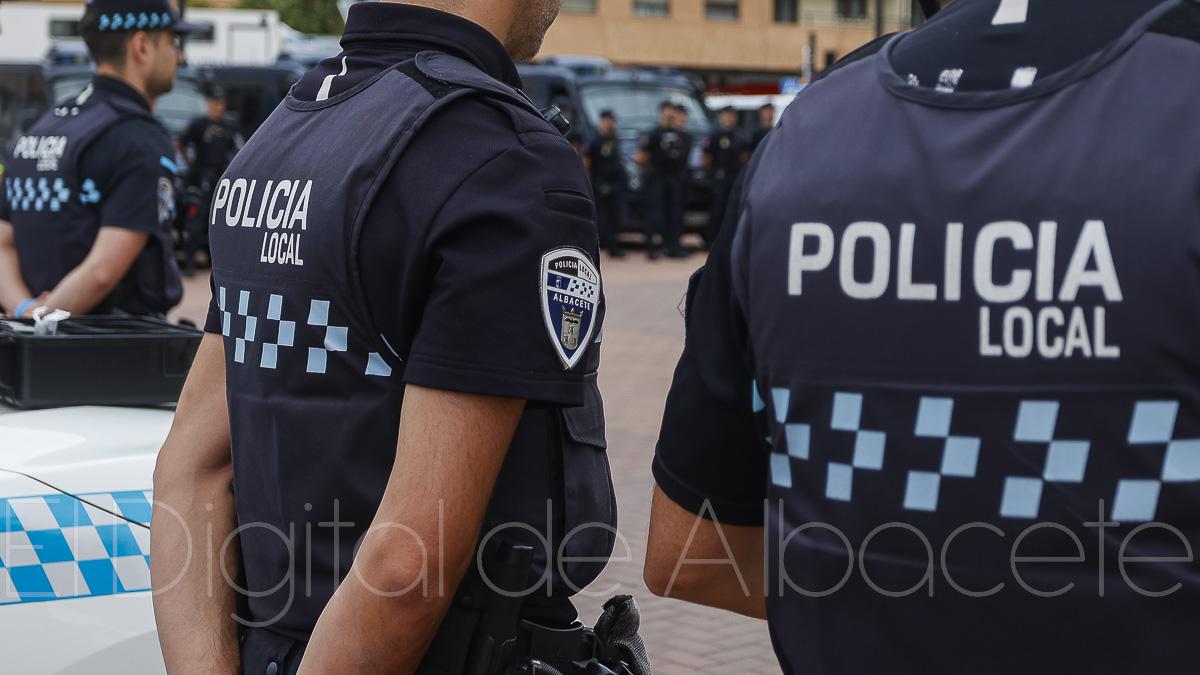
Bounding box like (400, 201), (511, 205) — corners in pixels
(0, 71), (26, 143)
(50, 20), (82, 38)
(578, 83), (708, 134)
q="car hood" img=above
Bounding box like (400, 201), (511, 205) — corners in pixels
(0, 405), (172, 497)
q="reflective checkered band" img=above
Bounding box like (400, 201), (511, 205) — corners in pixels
(0, 491), (152, 604)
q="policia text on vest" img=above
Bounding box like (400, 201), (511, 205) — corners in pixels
(787, 219), (1121, 360)
(210, 177), (312, 266)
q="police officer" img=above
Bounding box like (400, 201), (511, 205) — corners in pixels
(644, 0), (1200, 673)
(639, 101), (691, 259)
(747, 102), (773, 155)
(151, 1), (617, 673)
(702, 105), (745, 247)
(0, 0), (199, 318)
(582, 110), (627, 258)
(177, 84), (240, 276)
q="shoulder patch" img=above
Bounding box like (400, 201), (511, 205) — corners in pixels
(540, 248), (600, 370)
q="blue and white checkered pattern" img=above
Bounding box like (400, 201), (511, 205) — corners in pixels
(1, 492), (152, 604)
(565, 279), (597, 300)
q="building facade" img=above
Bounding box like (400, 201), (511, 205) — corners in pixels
(542, 0), (923, 90)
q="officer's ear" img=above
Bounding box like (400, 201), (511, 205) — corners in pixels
(125, 30), (155, 68)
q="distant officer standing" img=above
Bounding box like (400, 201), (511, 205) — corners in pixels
(748, 102), (774, 155)
(151, 1), (621, 673)
(639, 101), (690, 259)
(178, 84), (240, 275)
(645, 1), (1200, 674)
(0, 0), (199, 318)
(582, 109), (627, 257)
(702, 105), (746, 247)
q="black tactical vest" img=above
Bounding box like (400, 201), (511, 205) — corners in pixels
(5, 86), (180, 314)
(737, 3), (1200, 672)
(209, 52), (615, 637)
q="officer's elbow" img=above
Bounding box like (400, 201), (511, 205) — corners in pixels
(85, 260), (124, 296)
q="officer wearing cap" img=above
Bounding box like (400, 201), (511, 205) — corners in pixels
(638, 101), (691, 259)
(702, 105), (745, 247)
(644, 0), (1200, 673)
(0, 0), (202, 318)
(582, 109), (627, 258)
(747, 102), (774, 155)
(177, 84), (241, 275)
(150, 0), (617, 673)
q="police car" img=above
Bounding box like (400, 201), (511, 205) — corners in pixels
(0, 402), (170, 672)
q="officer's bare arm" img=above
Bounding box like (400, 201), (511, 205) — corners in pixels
(297, 385), (526, 675)
(41, 225), (150, 314)
(0, 219), (35, 315)
(151, 334), (242, 675)
(644, 485), (768, 620)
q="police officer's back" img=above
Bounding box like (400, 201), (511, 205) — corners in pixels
(702, 105), (745, 246)
(645, 0), (1200, 673)
(151, 2), (617, 673)
(0, 0), (199, 318)
(582, 109), (627, 257)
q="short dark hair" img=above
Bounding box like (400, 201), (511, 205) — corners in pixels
(659, 100), (673, 111)
(83, 30), (135, 66)
(760, 102), (775, 112)
(674, 104), (689, 115)
(599, 109), (615, 120)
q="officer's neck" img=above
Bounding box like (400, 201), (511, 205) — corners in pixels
(94, 65), (153, 107)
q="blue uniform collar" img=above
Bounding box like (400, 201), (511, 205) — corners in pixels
(90, 75), (153, 111)
(341, 2), (522, 89)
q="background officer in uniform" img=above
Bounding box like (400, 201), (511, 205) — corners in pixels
(702, 105), (745, 248)
(151, 0), (617, 673)
(0, 0), (198, 318)
(644, 0), (1200, 673)
(582, 109), (627, 257)
(639, 101), (690, 260)
(177, 84), (241, 276)
(747, 102), (774, 155)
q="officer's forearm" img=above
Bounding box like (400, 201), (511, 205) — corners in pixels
(151, 335), (242, 675)
(43, 226), (149, 314)
(297, 385), (525, 674)
(0, 220), (33, 314)
(644, 486), (768, 620)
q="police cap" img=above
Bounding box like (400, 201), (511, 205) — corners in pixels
(80, 0), (208, 35)
(599, 109), (616, 120)
(206, 84), (226, 101)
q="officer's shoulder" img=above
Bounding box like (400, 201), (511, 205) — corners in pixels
(808, 32), (893, 87)
(89, 115), (170, 162)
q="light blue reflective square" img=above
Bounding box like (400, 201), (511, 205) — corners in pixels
(852, 431), (885, 470)
(218, 286), (226, 311)
(306, 348), (327, 374)
(308, 300), (330, 327)
(941, 436), (981, 477)
(1000, 477), (1044, 518)
(785, 424), (810, 460)
(365, 352), (392, 377)
(771, 454), (792, 488)
(1014, 401), (1058, 442)
(751, 381), (765, 413)
(267, 294), (283, 320)
(260, 343), (278, 370)
(1128, 401), (1179, 444)
(1162, 440), (1200, 482)
(826, 463), (854, 501)
(772, 388), (790, 424)
(244, 316), (257, 342)
(903, 471), (941, 511)
(915, 397), (954, 438)
(278, 321), (295, 347)
(234, 338), (245, 364)
(221, 312), (231, 337)
(325, 326), (348, 352)
(1043, 441), (1090, 483)
(831, 392), (862, 431)
(237, 290), (250, 316)
(1111, 480), (1161, 522)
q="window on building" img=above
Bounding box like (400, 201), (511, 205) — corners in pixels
(911, 0), (927, 26)
(187, 24), (216, 43)
(633, 0), (669, 17)
(774, 0), (798, 22)
(49, 20), (82, 38)
(706, 0), (739, 20)
(837, 0), (867, 19)
(563, 0), (597, 14)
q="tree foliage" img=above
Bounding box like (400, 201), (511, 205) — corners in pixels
(238, 0), (345, 35)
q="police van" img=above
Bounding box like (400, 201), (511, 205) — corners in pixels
(518, 56), (716, 230)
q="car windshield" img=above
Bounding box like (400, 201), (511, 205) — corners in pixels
(578, 82), (710, 136)
(51, 72), (207, 137)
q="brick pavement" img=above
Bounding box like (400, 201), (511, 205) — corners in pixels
(169, 248), (782, 675)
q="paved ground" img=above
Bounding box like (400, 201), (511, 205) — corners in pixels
(169, 240), (781, 675)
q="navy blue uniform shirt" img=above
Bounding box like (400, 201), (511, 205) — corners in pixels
(656, 1), (1200, 673)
